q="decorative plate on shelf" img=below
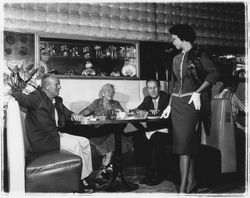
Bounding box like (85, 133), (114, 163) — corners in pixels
(5, 35), (16, 45)
(122, 64), (136, 77)
(82, 68), (96, 76)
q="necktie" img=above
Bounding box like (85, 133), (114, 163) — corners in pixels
(153, 99), (158, 112)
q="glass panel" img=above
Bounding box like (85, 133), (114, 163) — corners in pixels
(4, 31), (35, 71)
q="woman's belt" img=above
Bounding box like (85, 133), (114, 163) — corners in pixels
(172, 92), (193, 98)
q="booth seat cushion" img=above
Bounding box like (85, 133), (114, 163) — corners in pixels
(25, 150), (82, 192)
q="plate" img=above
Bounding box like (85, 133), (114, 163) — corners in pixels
(125, 116), (138, 120)
(147, 116), (161, 119)
(122, 64), (136, 77)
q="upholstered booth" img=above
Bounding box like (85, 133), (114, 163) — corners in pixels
(202, 97), (237, 173)
(6, 100), (82, 192)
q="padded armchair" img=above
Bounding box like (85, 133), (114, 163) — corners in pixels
(6, 100), (82, 192)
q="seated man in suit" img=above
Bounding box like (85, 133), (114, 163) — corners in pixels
(9, 74), (108, 192)
(132, 79), (171, 186)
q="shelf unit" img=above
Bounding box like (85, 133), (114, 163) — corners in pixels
(38, 36), (139, 79)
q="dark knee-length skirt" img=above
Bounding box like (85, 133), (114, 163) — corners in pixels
(171, 95), (200, 156)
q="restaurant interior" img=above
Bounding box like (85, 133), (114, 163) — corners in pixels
(1, 1), (247, 196)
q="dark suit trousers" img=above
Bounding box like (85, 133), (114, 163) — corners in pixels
(133, 131), (171, 177)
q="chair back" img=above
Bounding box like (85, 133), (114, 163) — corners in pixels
(19, 107), (33, 155)
(6, 99), (25, 192)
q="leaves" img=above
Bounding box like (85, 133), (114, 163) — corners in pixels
(4, 64), (38, 94)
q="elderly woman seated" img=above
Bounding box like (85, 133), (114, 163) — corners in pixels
(79, 83), (132, 181)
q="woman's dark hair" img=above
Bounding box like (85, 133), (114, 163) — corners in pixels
(169, 24), (196, 43)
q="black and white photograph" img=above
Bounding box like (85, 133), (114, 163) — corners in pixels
(0, 0), (248, 197)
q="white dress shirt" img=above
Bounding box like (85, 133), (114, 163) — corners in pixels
(145, 97), (168, 139)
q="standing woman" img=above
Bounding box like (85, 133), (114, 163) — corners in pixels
(161, 24), (220, 193)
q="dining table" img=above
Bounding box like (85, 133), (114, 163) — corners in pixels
(80, 115), (167, 192)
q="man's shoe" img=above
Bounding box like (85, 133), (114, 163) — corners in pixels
(100, 163), (113, 180)
(139, 176), (151, 184)
(146, 176), (164, 186)
(94, 178), (110, 191)
(81, 179), (95, 193)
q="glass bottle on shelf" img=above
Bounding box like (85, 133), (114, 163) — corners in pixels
(94, 45), (101, 58)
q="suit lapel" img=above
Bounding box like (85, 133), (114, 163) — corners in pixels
(158, 92), (164, 112)
(55, 101), (67, 127)
(42, 91), (55, 122)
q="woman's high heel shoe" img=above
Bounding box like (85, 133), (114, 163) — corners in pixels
(187, 183), (199, 193)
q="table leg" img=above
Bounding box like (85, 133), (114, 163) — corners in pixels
(105, 128), (139, 192)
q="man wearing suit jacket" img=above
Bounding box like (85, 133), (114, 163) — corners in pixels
(133, 79), (171, 186)
(10, 74), (107, 192)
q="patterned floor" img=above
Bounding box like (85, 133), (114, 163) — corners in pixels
(94, 170), (247, 195)
(122, 165), (246, 194)
(129, 176), (246, 194)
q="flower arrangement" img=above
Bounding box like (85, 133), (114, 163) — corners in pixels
(3, 63), (44, 94)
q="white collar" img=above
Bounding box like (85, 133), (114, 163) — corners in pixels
(52, 98), (56, 104)
(152, 97), (159, 103)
